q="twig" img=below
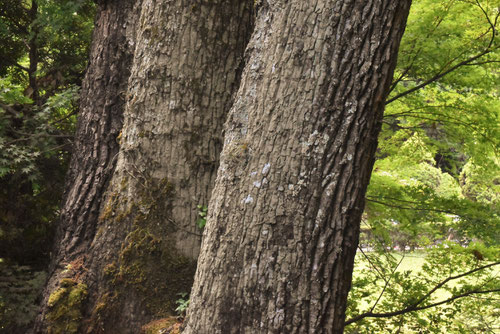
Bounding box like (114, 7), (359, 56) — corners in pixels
(345, 261), (500, 325)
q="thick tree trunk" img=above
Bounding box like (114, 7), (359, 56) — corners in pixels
(79, 1), (253, 332)
(34, 1), (140, 332)
(185, 1), (411, 333)
(35, 0), (253, 333)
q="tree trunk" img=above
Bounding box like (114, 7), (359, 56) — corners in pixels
(27, 0), (39, 105)
(34, 0), (140, 332)
(184, 1), (411, 333)
(34, 0), (253, 333)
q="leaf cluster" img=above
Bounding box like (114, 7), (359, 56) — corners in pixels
(0, 0), (95, 265)
(349, 0), (500, 332)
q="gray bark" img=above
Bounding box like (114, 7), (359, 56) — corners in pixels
(184, 1), (412, 333)
(34, 0), (253, 333)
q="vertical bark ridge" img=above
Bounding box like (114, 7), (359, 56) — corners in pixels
(33, 1), (141, 332)
(59, 0), (140, 259)
(185, 1), (411, 333)
(78, 0), (255, 332)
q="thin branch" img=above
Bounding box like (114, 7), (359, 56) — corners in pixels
(166, 217), (203, 237)
(384, 113), (481, 129)
(386, 3), (497, 105)
(384, 104), (470, 118)
(345, 261), (500, 325)
(50, 110), (79, 125)
(346, 288), (500, 325)
(382, 112), (498, 149)
(358, 246), (390, 284)
(414, 262), (500, 306)
(5, 127), (74, 144)
(367, 195), (439, 206)
(385, 50), (492, 104)
(369, 255), (405, 313)
(3, 58), (30, 72)
(38, 143), (69, 155)
(366, 197), (458, 215)
(462, 60), (500, 66)
(387, 2), (452, 95)
(0, 102), (19, 117)
(388, 66), (412, 94)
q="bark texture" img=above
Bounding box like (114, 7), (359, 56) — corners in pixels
(185, 1), (412, 333)
(35, 0), (253, 333)
(34, 1), (140, 332)
(81, 0), (253, 332)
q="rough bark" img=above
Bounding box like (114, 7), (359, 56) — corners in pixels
(35, 0), (253, 333)
(80, 1), (253, 332)
(33, 0), (141, 332)
(184, 1), (412, 333)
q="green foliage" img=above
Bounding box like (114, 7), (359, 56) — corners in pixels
(364, 0), (499, 251)
(349, 0), (500, 332)
(0, 80), (79, 178)
(0, 1), (31, 77)
(346, 246), (499, 333)
(46, 279), (88, 334)
(196, 205), (208, 229)
(0, 82), (79, 264)
(0, 0), (95, 91)
(175, 292), (190, 317)
(0, 0), (94, 265)
(33, 0), (95, 89)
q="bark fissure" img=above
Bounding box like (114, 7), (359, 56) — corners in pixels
(34, 1), (140, 332)
(186, 1), (411, 333)
(36, 0), (255, 332)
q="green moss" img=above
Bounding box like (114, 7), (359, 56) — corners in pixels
(60, 278), (77, 287)
(103, 262), (118, 278)
(99, 192), (119, 222)
(89, 291), (118, 325)
(119, 176), (128, 191)
(99, 176), (134, 224)
(46, 281), (88, 334)
(113, 223), (196, 314)
(47, 288), (66, 307)
(94, 175), (196, 323)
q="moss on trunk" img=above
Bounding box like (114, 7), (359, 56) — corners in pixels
(46, 279), (88, 334)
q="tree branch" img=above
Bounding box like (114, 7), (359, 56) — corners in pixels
(3, 58), (30, 72)
(50, 110), (79, 124)
(386, 1), (497, 105)
(358, 246), (390, 284)
(365, 197), (458, 215)
(385, 49), (492, 105)
(0, 102), (19, 117)
(345, 261), (500, 325)
(369, 254), (405, 313)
